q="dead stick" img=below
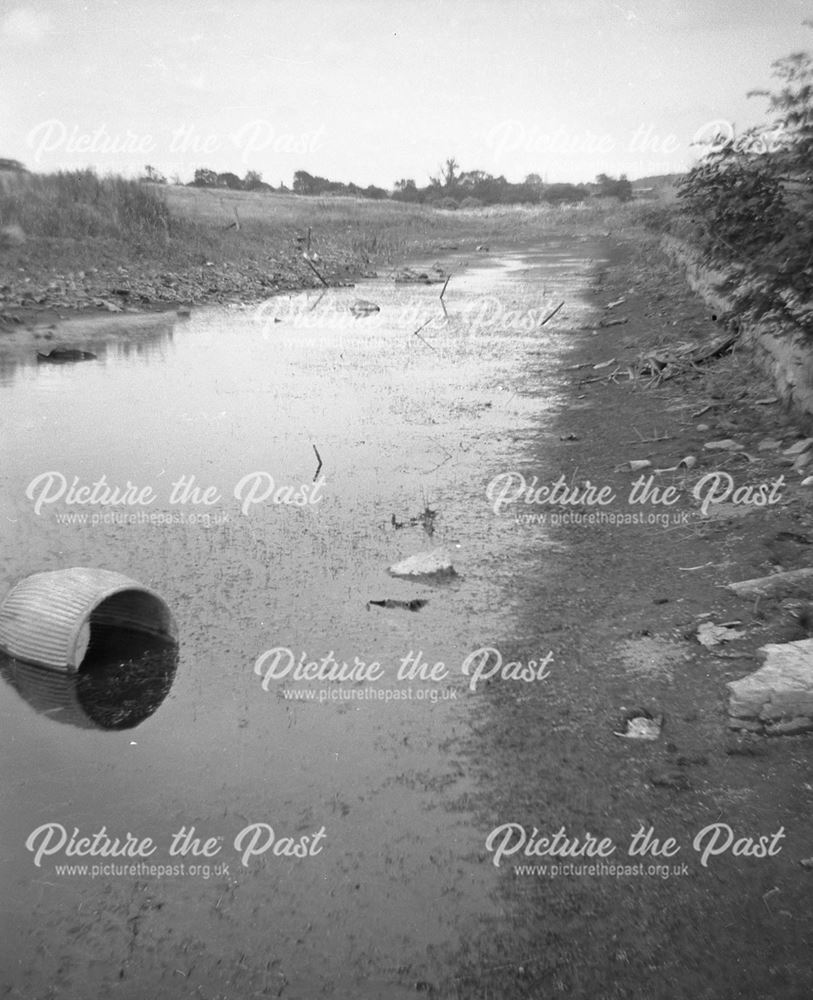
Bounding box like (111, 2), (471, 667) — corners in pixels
(312, 444), (323, 481)
(304, 258), (328, 287)
(439, 275), (451, 300)
(412, 319), (436, 351)
(539, 300), (565, 327)
(622, 434), (672, 444)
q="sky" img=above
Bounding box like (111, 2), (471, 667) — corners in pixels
(1, 0), (811, 187)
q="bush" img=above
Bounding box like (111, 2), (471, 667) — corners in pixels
(435, 196), (459, 210)
(459, 196), (483, 209)
(676, 28), (813, 330)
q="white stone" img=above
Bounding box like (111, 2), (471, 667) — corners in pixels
(388, 548), (456, 580)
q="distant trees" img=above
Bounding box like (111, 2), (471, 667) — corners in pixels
(243, 170), (273, 192)
(143, 164), (167, 184)
(192, 168), (218, 187)
(595, 173), (632, 201)
(0, 158), (27, 172)
(216, 171), (242, 190)
(174, 159), (599, 207)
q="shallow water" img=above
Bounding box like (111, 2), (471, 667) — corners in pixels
(0, 239), (604, 997)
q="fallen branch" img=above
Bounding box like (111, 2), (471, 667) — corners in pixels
(412, 319), (436, 351)
(539, 300), (565, 327)
(728, 568), (813, 599)
(622, 431), (673, 445)
(304, 257), (329, 287)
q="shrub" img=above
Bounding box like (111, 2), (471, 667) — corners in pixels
(676, 26), (813, 331)
(0, 169), (171, 239)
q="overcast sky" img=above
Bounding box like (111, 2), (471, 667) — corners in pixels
(2, 0), (811, 186)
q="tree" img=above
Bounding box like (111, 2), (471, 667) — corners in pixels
(677, 21), (813, 329)
(193, 168), (218, 187)
(143, 164), (166, 183)
(293, 170), (316, 194)
(217, 172), (243, 190)
(243, 169), (263, 190)
(595, 173), (631, 200)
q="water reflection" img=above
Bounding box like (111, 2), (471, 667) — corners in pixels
(0, 311), (178, 385)
(0, 628), (178, 729)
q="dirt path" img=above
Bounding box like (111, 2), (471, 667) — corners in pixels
(447, 232), (813, 999)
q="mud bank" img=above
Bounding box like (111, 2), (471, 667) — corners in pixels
(662, 234), (813, 424)
(448, 232), (813, 999)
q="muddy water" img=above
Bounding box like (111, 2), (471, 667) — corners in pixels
(0, 239), (604, 998)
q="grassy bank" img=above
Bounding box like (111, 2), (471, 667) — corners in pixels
(0, 169), (650, 319)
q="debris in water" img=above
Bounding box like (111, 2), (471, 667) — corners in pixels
(539, 300), (565, 327)
(350, 299), (380, 316)
(367, 599), (428, 612)
(388, 548), (456, 581)
(391, 507), (437, 534)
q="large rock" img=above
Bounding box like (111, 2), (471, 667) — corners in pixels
(388, 548), (456, 582)
(727, 639), (813, 735)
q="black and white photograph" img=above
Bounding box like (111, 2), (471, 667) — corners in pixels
(1, 1), (812, 997)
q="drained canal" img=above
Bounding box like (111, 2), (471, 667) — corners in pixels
(0, 239), (605, 998)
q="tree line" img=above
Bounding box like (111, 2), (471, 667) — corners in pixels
(140, 161), (633, 207)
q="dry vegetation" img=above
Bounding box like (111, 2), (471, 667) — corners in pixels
(0, 169), (653, 315)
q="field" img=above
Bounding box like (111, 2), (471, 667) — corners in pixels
(0, 170), (663, 320)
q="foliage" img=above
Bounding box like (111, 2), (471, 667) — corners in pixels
(596, 173), (632, 201)
(0, 168), (171, 238)
(676, 23), (813, 330)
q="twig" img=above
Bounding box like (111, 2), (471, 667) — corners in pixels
(622, 430), (673, 444)
(439, 275), (451, 300)
(539, 300), (565, 327)
(412, 319), (436, 351)
(306, 226), (311, 253)
(304, 257), (329, 287)
(307, 290), (326, 312)
(312, 444), (323, 481)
